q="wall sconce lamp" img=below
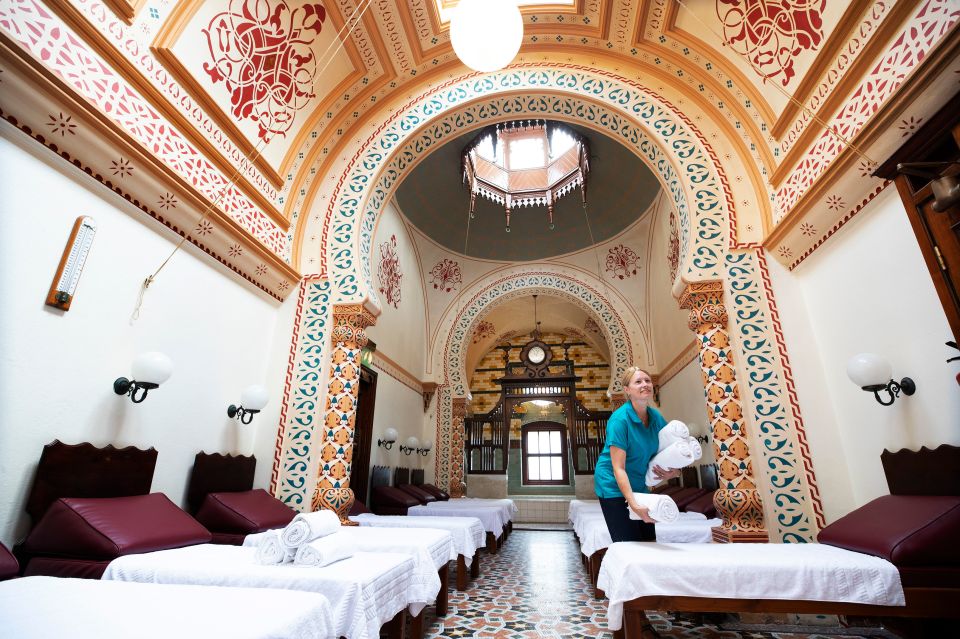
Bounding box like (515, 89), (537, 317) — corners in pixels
(416, 440), (433, 457)
(896, 162), (960, 212)
(113, 352), (173, 403)
(400, 436), (420, 456)
(846, 353), (916, 406)
(377, 427), (398, 450)
(227, 385), (269, 424)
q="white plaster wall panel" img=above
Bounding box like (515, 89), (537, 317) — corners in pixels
(793, 186), (960, 507)
(763, 255), (855, 524)
(366, 200), (427, 379)
(647, 194), (697, 369)
(656, 359), (716, 465)
(366, 367), (430, 483)
(0, 127), (283, 547)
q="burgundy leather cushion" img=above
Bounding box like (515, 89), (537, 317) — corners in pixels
(818, 495), (960, 567)
(194, 489), (296, 534)
(24, 557), (112, 580)
(670, 487), (707, 509)
(683, 491), (717, 518)
(371, 486), (419, 515)
(652, 483), (683, 495)
(210, 532), (249, 546)
(398, 484), (436, 504)
(350, 499), (371, 515)
(418, 484), (450, 501)
(22, 493), (211, 559)
(0, 542), (19, 580)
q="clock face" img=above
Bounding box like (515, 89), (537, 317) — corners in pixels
(527, 346), (546, 364)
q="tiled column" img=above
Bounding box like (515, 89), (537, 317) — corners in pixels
(449, 397), (467, 498)
(314, 303), (375, 496)
(679, 282), (767, 543)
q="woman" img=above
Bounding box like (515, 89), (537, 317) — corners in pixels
(594, 366), (679, 542)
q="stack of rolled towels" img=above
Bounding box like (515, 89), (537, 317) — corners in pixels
(644, 420), (703, 487)
(254, 510), (353, 567)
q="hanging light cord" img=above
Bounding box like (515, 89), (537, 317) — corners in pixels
(673, 0), (875, 166)
(131, 0), (375, 322)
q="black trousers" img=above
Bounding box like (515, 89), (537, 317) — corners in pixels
(599, 496), (657, 542)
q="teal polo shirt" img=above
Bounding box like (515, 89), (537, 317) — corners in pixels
(594, 403), (667, 498)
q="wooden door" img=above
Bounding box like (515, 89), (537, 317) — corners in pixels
(352, 365), (377, 506)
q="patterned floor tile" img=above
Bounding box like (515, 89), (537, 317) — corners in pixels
(422, 531), (895, 638)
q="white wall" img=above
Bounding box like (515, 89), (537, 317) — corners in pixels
(657, 358), (715, 464)
(365, 370), (431, 488)
(0, 125), (286, 547)
(771, 185), (960, 517)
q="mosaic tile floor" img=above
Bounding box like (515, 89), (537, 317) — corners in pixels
(423, 530), (897, 639)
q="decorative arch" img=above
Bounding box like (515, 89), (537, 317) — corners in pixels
(305, 64), (736, 310)
(433, 269), (641, 399)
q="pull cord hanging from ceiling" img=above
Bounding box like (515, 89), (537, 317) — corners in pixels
(131, 0), (376, 322)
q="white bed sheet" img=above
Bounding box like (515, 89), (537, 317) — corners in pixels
(568, 499), (601, 526)
(575, 512), (721, 557)
(425, 498), (515, 521)
(597, 542), (906, 630)
(102, 544), (414, 639)
(0, 575), (335, 639)
(409, 504), (505, 538)
(350, 513), (486, 560)
(244, 526), (451, 610)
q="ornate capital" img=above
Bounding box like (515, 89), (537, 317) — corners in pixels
(451, 397), (468, 420)
(678, 281), (727, 331)
(331, 304), (376, 347)
(422, 381), (438, 412)
(712, 488), (768, 543)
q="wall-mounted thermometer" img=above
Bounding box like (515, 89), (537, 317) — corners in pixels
(46, 216), (97, 311)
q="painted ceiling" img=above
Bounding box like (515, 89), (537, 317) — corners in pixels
(1, 0), (957, 300)
(395, 124), (661, 261)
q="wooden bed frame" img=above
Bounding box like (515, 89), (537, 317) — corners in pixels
(612, 445), (960, 639)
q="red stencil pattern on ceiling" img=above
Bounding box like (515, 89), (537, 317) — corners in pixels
(429, 258), (463, 292)
(605, 244), (641, 280)
(472, 321), (496, 344)
(716, 0), (825, 86)
(377, 234), (403, 308)
(203, 0), (327, 142)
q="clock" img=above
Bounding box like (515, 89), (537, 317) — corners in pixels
(527, 345), (546, 364)
(520, 339), (552, 376)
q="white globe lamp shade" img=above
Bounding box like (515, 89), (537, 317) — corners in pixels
(131, 351), (173, 385)
(406, 436), (420, 449)
(450, 0), (523, 73)
(383, 427), (399, 443)
(240, 385), (269, 411)
(421, 440), (433, 452)
(846, 353), (892, 388)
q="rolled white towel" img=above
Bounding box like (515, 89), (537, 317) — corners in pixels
(627, 492), (679, 523)
(293, 533), (354, 567)
(658, 420), (689, 452)
(687, 437), (703, 461)
(645, 439), (696, 486)
(254, 530), (295, 565)
(281, 510), (341, 549)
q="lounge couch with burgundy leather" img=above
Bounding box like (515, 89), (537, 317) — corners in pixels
(194, 489), (297, 545)
(370, 486), (419, 515)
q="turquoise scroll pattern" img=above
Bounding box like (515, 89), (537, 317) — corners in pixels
(273, 279), (331, 510)
(725, 249), (824, 542)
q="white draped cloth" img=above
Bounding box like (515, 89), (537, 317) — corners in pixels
(574, 511), (720, 558)
(408, 504), (506, 538)
(102, 544), (415, 639)
(0, 576), (336, 639)
(423, 498), (516, 522)
(597, 542), (906, 630)
(246, 526), (452, 615)
(349, 513), (485, 560)
(568, 499), (602, 526)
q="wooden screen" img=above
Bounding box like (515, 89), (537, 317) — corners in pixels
(465, 400), (508, 474)
(411, 468), (425, 485)
(571, 401), (609, 474)
(394, 467), (410, 485)
(881, 444), (960, 496)
(186, 452), (256, 514)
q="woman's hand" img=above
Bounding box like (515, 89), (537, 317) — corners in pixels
(651, 465), (680, 481)
(628, 502), (655, 524)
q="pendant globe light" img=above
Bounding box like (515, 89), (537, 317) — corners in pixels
(450, 0), (524, 73)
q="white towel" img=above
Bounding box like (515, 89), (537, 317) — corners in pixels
(254, 530), (294, 565)
(281, 510), (341, 549)
(627, 492), (679, 523)
(645, 439), (696, 486)
(293, 533), (354, 567)
(658, 420), (689, 452)
(686, 437), (703, 461)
